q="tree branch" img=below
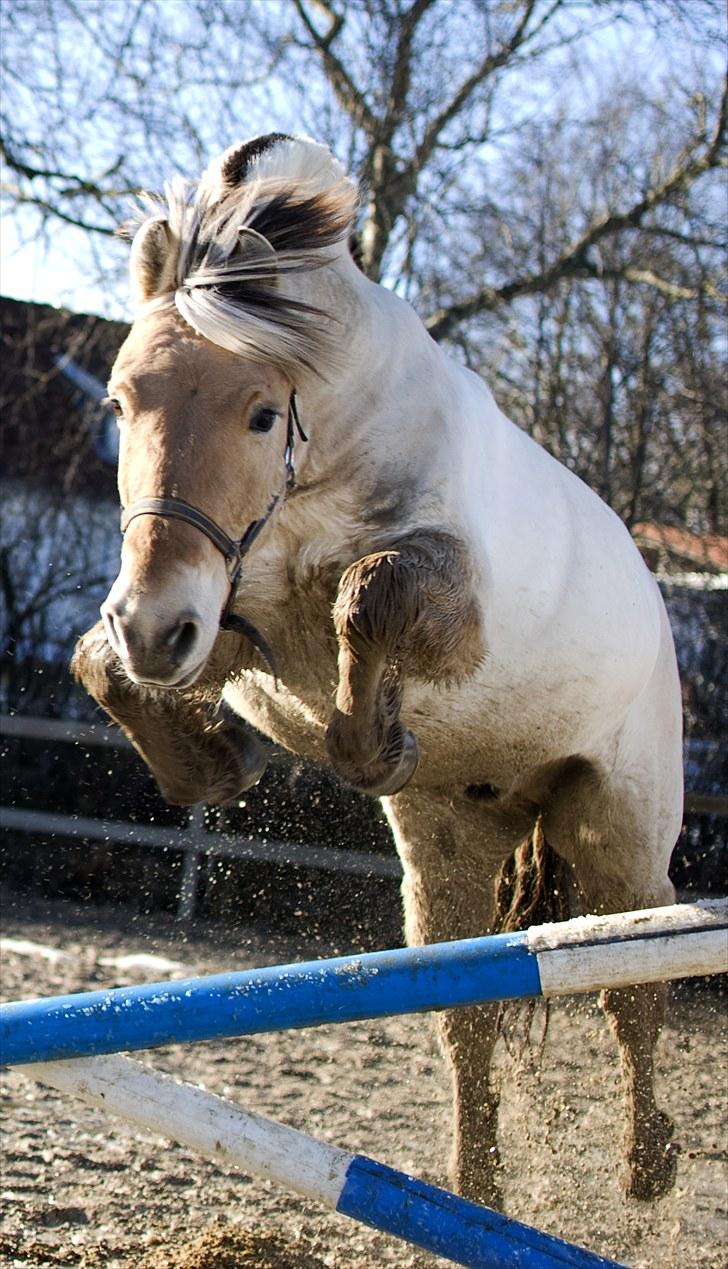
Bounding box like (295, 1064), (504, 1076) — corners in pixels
(426, 74), (728, 340)
(0, 137), (128, 201)
(386, 0), (438, 131)
(292, 0), (377, 134)
(412, 0), (559, 171)
(1, 186), (118, 237)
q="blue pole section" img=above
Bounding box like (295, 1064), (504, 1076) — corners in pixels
(1, 932), (540, 1066)
(338, 1156), (626, 1269)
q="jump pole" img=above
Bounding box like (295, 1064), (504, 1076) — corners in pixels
(24, 1052), (625, 1269)
(3, 900), (726, 1066)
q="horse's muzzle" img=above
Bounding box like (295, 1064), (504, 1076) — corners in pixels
(101, 598), (207, 688)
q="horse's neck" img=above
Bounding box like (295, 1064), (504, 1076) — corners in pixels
(293, 259), (446, 492)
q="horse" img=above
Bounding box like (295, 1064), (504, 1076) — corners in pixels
(73, 133), (683, 1207)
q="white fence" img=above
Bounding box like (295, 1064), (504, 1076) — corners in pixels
(2, 713), (725, 921)
(0, 714), (400, 920)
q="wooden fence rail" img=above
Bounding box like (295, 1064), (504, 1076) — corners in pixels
(0, 714), (400, 920)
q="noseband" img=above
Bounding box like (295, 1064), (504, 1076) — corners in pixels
(119, 393), (307, 678)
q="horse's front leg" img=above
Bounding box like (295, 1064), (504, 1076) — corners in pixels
(72, 621), (267, 806)
(382, 789), (530, 1206)
(326, 531), (483, 795)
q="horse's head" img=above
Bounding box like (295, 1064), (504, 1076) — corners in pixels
(100, 134), (357, 688)
(102, 307), (296, 687)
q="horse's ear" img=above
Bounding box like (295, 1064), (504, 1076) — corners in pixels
(237, 226), (278, 282)
(130, 216), (177, 303)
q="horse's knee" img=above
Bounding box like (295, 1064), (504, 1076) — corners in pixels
(333, 532), (484, 682)
(328, 533), (482, 794)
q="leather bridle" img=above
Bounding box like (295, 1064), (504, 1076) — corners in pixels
(119, 393), (307, 677)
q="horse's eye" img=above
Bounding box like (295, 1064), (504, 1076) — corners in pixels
(249, 407), (279, 433)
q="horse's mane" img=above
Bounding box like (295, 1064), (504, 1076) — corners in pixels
(132, 134), (359, 378)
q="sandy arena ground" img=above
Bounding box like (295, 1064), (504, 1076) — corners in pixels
(0, 893), (726, 1269)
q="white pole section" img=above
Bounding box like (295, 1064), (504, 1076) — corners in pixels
(25, 1053), (351, 1207)
(22, 1054), (624, 1268)
(529, 900), (728, 995)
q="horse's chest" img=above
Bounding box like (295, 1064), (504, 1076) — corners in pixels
(224, 563), (341, 758)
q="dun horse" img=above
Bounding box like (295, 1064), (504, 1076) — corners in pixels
(74, 134), (682, 1206)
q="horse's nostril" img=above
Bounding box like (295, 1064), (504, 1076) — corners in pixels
(167, 619), (199, 665)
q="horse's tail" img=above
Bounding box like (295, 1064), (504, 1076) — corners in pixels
(493, 816), (573, 934)
(494, 818), (575, 1052)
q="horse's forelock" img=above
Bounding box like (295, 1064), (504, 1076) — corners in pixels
(208, 133), (350, 199)
(217, 133), (294, 189)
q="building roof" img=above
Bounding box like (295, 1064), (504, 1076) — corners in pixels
(1, 295), (128, 500)
(632, 522), (728, 576)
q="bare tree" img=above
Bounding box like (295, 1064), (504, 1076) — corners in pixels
(3, 3), (724, 284)
(1, 0), (725, 531)
(467, 78), (727, 534)
(0, 490), (117, 711)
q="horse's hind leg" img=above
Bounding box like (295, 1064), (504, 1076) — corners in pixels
(542, 644), (683, 1199)
(326, 531), (483, 795)
(72, 621), (267, 805)
(546, 792), (678, 1198)
(383, 788), (532, 1207)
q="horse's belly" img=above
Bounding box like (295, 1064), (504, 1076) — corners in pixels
(398, 649), (644, 787)
(399, 681), (573, 786)
(223, 665), (587, 791)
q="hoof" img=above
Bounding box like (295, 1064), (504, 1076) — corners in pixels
(217, 724), (268, 803)
(335, 728), (419, 797)
(325, 708), (420, 798)
(326, 719), (420, 798)
(362, 728), (419, 796)
(625, 1113), (679, 1201)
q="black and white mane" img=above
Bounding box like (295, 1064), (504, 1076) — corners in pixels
(131, 133), (358, 376)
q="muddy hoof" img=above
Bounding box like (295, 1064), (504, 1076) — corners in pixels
(364, 728), (419, 796)
(334, 728), (419, 798)
(625, 1113), (679, 1200)
(214, 723), (268, 804)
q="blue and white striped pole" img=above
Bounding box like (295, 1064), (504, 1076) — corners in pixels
(25, 1052), (625, 1268)
(2, 901), (726, 1067)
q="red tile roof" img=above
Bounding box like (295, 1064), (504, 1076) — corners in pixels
(632, 522), (728, 574)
